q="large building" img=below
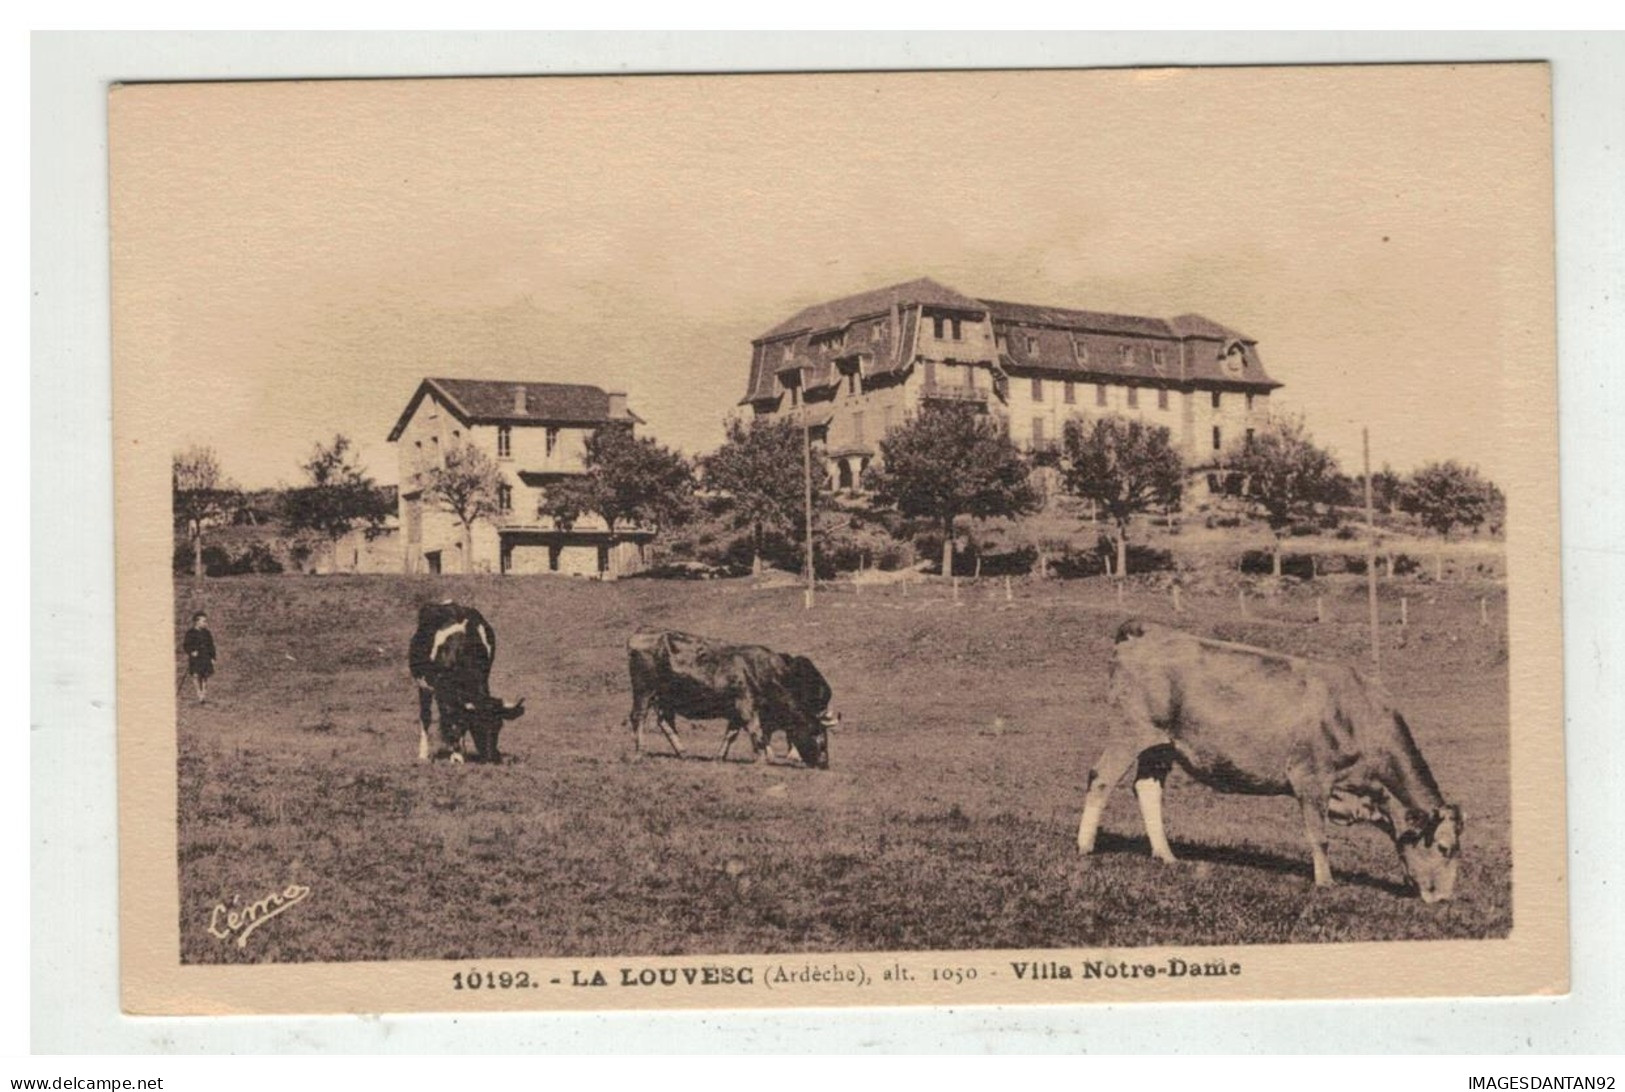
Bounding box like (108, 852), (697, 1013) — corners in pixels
(388, 378), (651, 577)
(740, 278), (1281, 495)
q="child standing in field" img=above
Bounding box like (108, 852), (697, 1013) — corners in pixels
(182, 611), (217, 704)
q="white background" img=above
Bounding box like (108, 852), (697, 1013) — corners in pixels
(24, 30), (1625, 1060)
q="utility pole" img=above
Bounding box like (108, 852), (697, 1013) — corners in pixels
(1364, 426), (1380, 677)
(803, 416), (815, 609)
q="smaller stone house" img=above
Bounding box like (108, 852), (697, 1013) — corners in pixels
(387, 378), (651, 577)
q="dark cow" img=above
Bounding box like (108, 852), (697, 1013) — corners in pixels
(1076, 620), (1463, 901)
(626, 630), (837, 768)
(408, 602), (525, 763)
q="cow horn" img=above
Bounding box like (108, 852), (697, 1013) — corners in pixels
(819, 711), (840, 729)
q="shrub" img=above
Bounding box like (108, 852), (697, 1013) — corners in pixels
(174, 544), (233, 577)
(1240, 550), (1316, 579)
(229, 543), (284, 575)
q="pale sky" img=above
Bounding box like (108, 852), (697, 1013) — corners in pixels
(110, 65), (1552, 491)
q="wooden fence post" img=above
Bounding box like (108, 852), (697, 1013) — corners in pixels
(1172, 585), (1182, 614)
(1316, 595), (1325, 625)
(1239, 588), (1248, 619)
(1400, 596), (1408, 628)
(1480, 596), (1488, 626)
(1005, 575), (1013, 602)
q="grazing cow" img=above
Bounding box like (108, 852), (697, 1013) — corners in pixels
(626, 630), (837, 768)
(1076, 620), (1463, 902)
(408, 602), (525, 763)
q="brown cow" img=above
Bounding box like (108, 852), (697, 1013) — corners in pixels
(626, 630), (837, 768)
(1076, 620), (1463, 901)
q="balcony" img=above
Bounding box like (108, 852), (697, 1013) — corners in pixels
(920, 382), (990, 406)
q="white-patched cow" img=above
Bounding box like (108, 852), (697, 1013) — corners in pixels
(408, 602), (525, 763)
(626, 630), (838, 768)
(1076, 620), (1463, 901)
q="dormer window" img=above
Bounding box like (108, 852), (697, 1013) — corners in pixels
(1121, 345), (1134, 368)
(1026, 335), (1040, 357)
(1073, 338), (1089, 363)
(1151, 347), (1165, 372)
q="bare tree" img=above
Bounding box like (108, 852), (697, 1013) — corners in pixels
(421, 442), (503, 574)
(173, 446), (239, 580)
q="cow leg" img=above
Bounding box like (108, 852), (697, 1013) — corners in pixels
(1133, 744), (1180, 864)
(1076, 742), (1139, 855)
(719, 720), (739, 761)
(417, 686), (434, 761)
(656, 709), (686, 757)
(1289, 773), (1335, 887)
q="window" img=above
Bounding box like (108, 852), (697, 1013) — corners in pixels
(846, 371), (860, 397)
(1073, 338), (1088, 363)
(497, 426), (512, 458)
(1213, 426), (1223, 451)
(1127, 386), (1139, 409)
(1121, 345), (1134, 367)
(1027, 335), (1040, 356)
(1095, 384), (1107, 407)
(1151, 347), (1165, 371)
(1032, 417), (1046, 449)
(931, 315), (962, 340)
(1157, 388), (1170, 411)
(873, 320), (884, 341)
(1064, 379), (1076, 405)
(932, 315), (944, 339)
(1031, 377), (1044, 402)
(1211, 391), (1222, 410)
(545, 427), (559, 457)
(1246, 392), (1255, 412)
(1245, 428), (1256, 450)
(952, 317), (963, 340)
(451, 429), (460, 441)
(497, 483), (512, 513)
(995, 333), (1007, 353)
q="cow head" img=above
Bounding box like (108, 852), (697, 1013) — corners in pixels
(1394, 804), (1464, 903)
(783, 655), (836, 770)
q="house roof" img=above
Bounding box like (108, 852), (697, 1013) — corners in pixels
(388, 378), (639, 441)
(757, 277), (987, 341)
(981, 298), (1174, 339)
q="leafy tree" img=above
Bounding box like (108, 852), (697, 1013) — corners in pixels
(703, 417), (829, 575)
(1224, 414), (1340, 578)
(1400, 460), (1497, 580)
(173, 446), (240, 580)
(863, 403), (1042, 578)
(541, 426), (695, 537)
(1059, 415), (1184, 579)
(422, 441), (504, 574)
(283, 434), (393, 571)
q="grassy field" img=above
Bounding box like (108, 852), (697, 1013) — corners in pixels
(175, 572), (1510, 964)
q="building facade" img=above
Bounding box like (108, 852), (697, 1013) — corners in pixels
(740, 278), (1281, 498)
(388, 378), (651, 577)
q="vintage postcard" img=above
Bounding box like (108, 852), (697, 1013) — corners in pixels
(112, 64), (1564, 1015)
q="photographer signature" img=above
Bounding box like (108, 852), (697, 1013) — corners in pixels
(206, 883), (311, 949)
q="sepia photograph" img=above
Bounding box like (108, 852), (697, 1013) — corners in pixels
(108, 62), (1565, 1014)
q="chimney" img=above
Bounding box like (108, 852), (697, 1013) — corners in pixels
(607, 391), (628, 419)
(512, 385), (527, 415)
